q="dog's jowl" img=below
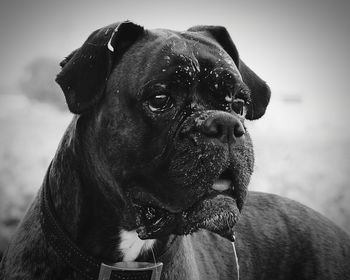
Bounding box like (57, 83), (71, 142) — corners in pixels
(1, 21), (349, 280)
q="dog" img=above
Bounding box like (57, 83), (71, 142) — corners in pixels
(1, 21), (350, 280)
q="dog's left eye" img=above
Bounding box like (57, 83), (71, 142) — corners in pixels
(232, 98), (247, 117)
(147, 94), (174, 112)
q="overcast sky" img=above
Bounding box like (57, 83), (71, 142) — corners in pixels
(1, 0), (349, 107)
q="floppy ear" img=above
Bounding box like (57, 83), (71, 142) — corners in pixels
(56, 21), (144, 114)
(187, 25), (271, 120)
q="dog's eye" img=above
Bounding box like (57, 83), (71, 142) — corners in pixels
(232, 98), (247, 117)
(147, 94), (174, 112)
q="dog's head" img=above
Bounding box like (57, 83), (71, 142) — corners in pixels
(56, 21), (270, 240)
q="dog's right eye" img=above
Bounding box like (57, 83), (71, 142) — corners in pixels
(147, 94), (174, 113)
(232, 98), (248, 117)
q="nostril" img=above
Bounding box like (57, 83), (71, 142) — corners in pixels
(234, 122), (245, 138)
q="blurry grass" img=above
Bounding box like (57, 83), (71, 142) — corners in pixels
(0, 91), (349, 255)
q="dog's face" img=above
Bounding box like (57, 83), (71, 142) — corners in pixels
(56, 22), (270, 240)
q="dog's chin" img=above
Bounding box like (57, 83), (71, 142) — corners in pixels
(181, 193), (240, 240)
(134, 191), (241, 241)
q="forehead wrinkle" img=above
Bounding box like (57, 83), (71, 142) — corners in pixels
(137, 31), (244, 99)
(160, 34), (201, 69)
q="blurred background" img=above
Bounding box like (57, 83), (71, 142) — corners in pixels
(1, 0), (350, 255)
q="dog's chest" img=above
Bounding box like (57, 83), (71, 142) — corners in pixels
(118, 230), (156, 261)
(157, 232), (238, 280)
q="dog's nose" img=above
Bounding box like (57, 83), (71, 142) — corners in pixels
(200, 112), (245, 144)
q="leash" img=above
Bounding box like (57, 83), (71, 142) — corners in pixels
(39, 169), (162, 280)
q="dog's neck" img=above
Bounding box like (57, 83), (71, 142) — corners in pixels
(47, 117), (162, 263)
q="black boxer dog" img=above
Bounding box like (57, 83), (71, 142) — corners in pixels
(1, 21), (350, 280)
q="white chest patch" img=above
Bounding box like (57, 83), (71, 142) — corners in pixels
(119, 230), (156, 261)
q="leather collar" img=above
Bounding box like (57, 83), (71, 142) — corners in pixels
(39, 167), (162, 280)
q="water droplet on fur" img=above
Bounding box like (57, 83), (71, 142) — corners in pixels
(225, 96), (233, 102)
(146, 207), (156, 219)
(192, 135), (199, 145)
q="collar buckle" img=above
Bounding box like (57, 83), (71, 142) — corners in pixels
(98, 261), (163, 280)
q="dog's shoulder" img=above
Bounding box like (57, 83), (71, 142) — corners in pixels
(242, 191), (350, 242)
(235, 191), (350, 279)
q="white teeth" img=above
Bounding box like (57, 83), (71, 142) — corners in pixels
(212, 179), (231, 191)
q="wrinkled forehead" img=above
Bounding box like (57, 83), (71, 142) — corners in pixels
(108, 29), (244, 97)
(138, 29), (242, 82)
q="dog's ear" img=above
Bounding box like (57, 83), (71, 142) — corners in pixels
(56, 21), (144, 114)
(188, 25), (271, 120)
